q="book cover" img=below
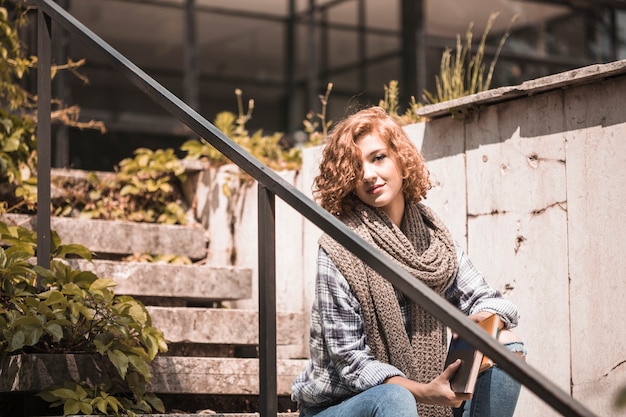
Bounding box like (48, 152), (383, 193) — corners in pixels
(478, 313), (502, 372)
(444, 313), (502, 394)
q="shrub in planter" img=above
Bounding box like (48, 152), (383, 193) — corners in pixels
(0, 220), (168, 416)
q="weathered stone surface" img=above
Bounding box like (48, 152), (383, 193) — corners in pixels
(564, 78), (626, 416)
(149, 356), (307, 396)
(125, 414), (298, 417)
(147, 307), (306, 346)
(69, 259), (251, 301)
(2, 214), (207, 259)
(465, 96), (567, 216)
(410, 117), (467, 244)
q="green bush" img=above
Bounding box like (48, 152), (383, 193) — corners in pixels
(0, 220), (168, 416)
(52, 148), (189, 225)
(181, 88), (303, 172)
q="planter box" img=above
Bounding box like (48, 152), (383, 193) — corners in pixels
(0, 353), (118, 392)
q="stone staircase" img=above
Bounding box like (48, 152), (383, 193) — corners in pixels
(1, 169), (307, 416)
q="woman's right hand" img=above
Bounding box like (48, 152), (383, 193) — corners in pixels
(384, 359), (471, 408)
(423, 359), (472, 407)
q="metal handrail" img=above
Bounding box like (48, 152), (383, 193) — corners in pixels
(30, 1), (597, 416)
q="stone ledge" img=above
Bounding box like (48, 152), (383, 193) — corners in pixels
(69, 259), (251, 302)
(147, 307), (306, 346)
(417, 59), (626, 118)
(1, 213), (207, 259)
(44, 414), (298, 417)
(149, 356), (307, 396)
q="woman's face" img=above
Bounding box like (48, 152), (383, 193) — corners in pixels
(354, 133), (405, 224)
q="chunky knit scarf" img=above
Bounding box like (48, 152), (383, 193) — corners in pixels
(319, 202), (458, 417)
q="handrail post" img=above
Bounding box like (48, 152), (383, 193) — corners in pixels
(36, 8), (52, 278)
(258, 184), (278, 417)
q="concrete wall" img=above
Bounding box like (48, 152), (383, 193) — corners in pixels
(405, 60), (626, 417)
(193, 60), (626, 416)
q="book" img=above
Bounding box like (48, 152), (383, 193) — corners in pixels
(478, 313), (502, 372)
(444, 313), (502, 394)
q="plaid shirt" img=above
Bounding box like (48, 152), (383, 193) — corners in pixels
(291, 242), (520, 409)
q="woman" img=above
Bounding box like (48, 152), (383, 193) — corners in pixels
(291, 107), (526, 417)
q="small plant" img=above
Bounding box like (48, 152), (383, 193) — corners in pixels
(378, 80), (425, 126)
(49, 148), (189, 225)
(423, 11), (516, 105)
(0, 220), (168, 416)
(302, 82), (334, 145)
(0, 3), (102, 216)
(182, 89), (302, 172)
(1, 5), (39, 213)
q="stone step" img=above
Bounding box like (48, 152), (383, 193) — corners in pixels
(128, 414), (298, 417)
(39, 410), (298, 416)
(147, 307), (305, 347)
(69, 259), (251, 302)
(1, 354), (307, 397)
(150, 356), (306, 396)
(2, 213), (207, 259)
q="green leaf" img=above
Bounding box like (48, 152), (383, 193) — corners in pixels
(55, 243), (93, 261)
(79, 401), (93, 414)
(64, 398), (81, 416)
(32, 265), (54, 280)
(120, 184), (138, 196)
(76, 303), (95, 320)
(8, 330), (25, 351)
(40, 290), (67, 306)
(22, 326), (44, 347)
(94, 332), (115, 354)
(105, 394), (123, 413)
(93, 397), (108, 414)
(75, 383), (89, 400)
(89, 278), (117, 292)
(128, 353), (151, 379)
(50, 230), (63, 253)
(44, 322), (64, 342)
(49, 387), (79, 400)
(144, 334), (159, 360)
(145, 392), (165, 412)
(127, 302), (148, 324)
(14, 315), (43, 327)
(61, 282), (84, 297)
(107, 349), (129, 379)
(70, 270), (99, 288)
(4, 244), (34, 260)
(36, 389), (59, 403)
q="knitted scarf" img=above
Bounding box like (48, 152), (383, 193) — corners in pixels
(319, 202), (458, 417)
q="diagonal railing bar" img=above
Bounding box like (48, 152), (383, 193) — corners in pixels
(31, 1), (597, 416)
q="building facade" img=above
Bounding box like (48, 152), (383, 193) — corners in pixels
(16, 0), (626, 170)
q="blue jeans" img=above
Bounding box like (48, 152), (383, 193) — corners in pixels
(299, 384), (418, 417)
(299, 342), (526, 417)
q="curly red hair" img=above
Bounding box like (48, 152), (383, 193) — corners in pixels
(313, 106), (431, 217)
